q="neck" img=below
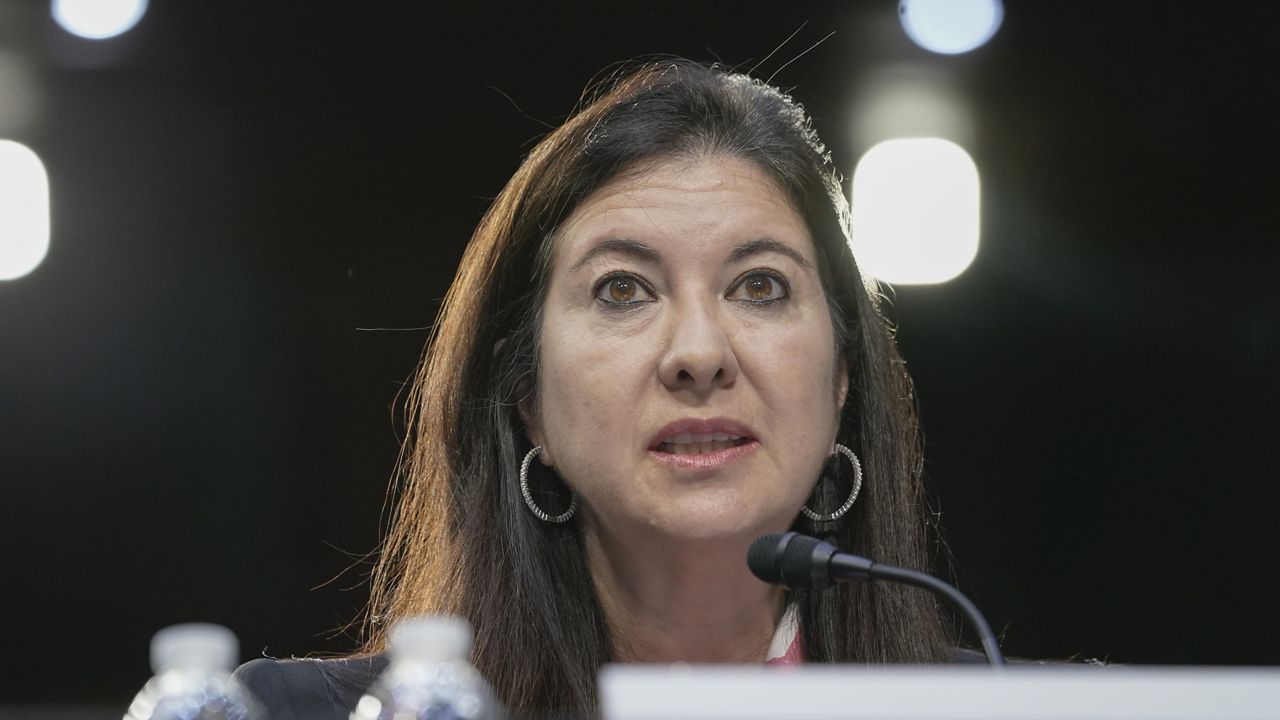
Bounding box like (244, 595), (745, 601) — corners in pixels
(583, 521), (784, 663)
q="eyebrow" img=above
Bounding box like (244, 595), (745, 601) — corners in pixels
(569, 236), (813, 273)
(569, 238), (662, 273)
(728, 238), (814, 270)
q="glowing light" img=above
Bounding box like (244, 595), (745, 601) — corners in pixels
(52, 0), (148, 40)
(899, 0), (1003, 55)
(0, 140), (51, 281)
(850, 139), (979, 285)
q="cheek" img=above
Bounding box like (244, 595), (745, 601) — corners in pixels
(742, 317), (839, 413)
(536, 314), (653, 460)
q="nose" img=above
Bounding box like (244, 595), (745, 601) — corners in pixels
(658, 298), (740, 395)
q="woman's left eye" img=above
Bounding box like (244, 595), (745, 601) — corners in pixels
(728, 272), (788, 304)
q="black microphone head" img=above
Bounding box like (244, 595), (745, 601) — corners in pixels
(749, 532), (838, 589)
(747, 532), (793, 585)
(778, 533), (833, 589)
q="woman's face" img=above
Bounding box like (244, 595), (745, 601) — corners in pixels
(523, 155), (848, 544)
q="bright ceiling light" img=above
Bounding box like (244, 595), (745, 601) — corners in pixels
(899, 0), (1003, 55)
(850, 138), (980, 285)
(0, 140), (51, 281)
(52, 0), (149, 40)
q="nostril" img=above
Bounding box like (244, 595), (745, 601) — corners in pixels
(676, 369), (694, 382)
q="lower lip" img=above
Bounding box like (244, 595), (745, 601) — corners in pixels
(648, 439), (760, 470)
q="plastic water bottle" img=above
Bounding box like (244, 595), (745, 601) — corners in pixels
(124, 623), (258, 720)
(351, 615), (500, 720)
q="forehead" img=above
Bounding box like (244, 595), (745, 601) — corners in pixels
(551, 155), (814, 264)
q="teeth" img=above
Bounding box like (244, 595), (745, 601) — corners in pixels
(662, 439), (744, 455)
(662, 432), (743, 444)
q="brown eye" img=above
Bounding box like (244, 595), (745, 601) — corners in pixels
(595, 274), (653, 305)
(609, 277), (636, 302)
(745, 275), (773, 301)
(730, 272), (787, 303)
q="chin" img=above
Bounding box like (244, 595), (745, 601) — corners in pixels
(642, 498), (790, 546)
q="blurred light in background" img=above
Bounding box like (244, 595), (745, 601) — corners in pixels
(899, 0), (1003, 55)
(850, 138), (979, 285)
(0, 140), (51, 281)
(852, 66), (973, 150)
(52, 0), (148, 40)
(0, 52), (44, 134)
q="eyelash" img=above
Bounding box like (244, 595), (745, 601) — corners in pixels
(592, 269), (791, 309)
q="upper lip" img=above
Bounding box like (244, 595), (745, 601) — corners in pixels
(648, 417), (758, 450)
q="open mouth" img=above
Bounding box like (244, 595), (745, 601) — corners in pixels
(655, 433), (752, 455)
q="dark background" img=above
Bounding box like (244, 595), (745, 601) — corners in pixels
(1, 1), (1277, 710)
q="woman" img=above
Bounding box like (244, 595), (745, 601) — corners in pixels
(236, 57), (954, 718)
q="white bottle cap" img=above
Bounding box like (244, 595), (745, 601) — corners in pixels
(388, 615), (473, 663)
(150, 623), (239, 674)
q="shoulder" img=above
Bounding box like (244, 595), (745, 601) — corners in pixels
(233, 654), (387, 720)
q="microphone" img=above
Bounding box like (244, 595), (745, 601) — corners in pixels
(748, 532), (1005, 668)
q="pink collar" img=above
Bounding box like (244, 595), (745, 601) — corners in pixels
(764, 604), (803, 665)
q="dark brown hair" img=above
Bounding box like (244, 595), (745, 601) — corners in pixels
(362, 58), (952, 717)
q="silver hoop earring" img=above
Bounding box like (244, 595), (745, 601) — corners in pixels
(520, 445), (577, 523)
(800, 444), (863, 522)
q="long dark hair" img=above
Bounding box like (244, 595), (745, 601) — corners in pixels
(362, 58), (952, 716)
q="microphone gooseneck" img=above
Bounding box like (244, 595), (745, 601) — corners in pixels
(748, 531), (1006, 669)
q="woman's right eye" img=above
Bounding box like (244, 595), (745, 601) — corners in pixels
(594, 275), (654, 305)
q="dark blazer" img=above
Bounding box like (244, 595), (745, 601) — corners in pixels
(234, 648), (997, 719)
(234, 654), (387, 720)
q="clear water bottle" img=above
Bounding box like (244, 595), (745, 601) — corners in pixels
(351, 615), (500, 720)
(124, 623), (258, 720)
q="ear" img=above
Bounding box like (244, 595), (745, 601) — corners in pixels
(516, 377), (552, 466)
(499, 335), (551, 465)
